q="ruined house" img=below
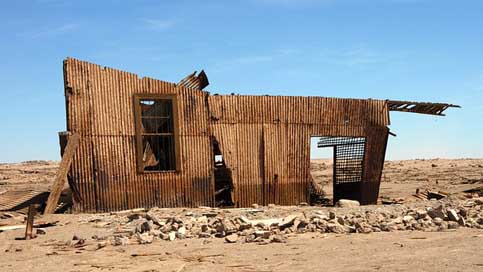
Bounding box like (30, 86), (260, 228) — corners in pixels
(61, 58), (458, 213)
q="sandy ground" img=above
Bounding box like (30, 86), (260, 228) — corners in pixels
(310, 158), (483, 200)
(1, 220), (482, 272)
(1, 159), (482, 272)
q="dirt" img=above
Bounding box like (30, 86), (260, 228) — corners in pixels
(0, 159), (482, 272)
(310, 158), (483, 200)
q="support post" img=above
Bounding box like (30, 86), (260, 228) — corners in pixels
(44, 133), (80, 214)
(25, 204), (36, 240)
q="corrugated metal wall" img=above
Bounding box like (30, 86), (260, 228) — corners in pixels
(64, 58), (214, 212)
(64, 58), (390, 211)
(208, 95), (389, 206)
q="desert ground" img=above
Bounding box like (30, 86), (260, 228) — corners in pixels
(1, 159), (482, 272)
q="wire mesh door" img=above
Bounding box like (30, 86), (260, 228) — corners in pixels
(317, 137), (366, 204)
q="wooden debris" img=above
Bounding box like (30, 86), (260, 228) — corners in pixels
(25, 204), (36, 240)
(44, 133), (80, 214)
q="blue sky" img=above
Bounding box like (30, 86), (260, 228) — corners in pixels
(1, 0), (482, 162)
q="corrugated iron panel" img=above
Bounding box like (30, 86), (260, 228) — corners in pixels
(65, 58), (213, 212)
(361, 126), (389, 204)
(64, 58), (392, 211)
(208, 95), (389, 126)
(178, 70), (209, 90)
(0, 190), (50, 211)
(387, 100), (460, 116)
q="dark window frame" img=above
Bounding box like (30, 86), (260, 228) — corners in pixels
(133, 93), (181, 173)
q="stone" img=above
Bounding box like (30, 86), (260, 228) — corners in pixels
(239, 223), (252, 231)
(416, 209), (427, 219)
(447, 209), (459, 222)
(96, 241), (108, 249)
(36, 228), (46, 235)
(136, 232), (154, 244)
(329, 211), (336, 220)
(146, 212), (164, 226)
(251, 218), (280, 228)
(268, 203), (276, 208)
(201, 224), (210, 232)
(403, 215), (414, 224)
(196, 216), (208, 224)
(336, 199), (360, 208)
(168, 231), (177, 241)
(433, 217), (443, 226)
(392, 217), (403, 225)
(280, 214), (298, 228)
(458, 208), (467, 217)
(159, 232), (169, 240)
(254, 230), (271, 239)
(457, 217), (465, 226)
(239, 216), (252, 224)
(447, 221), (459, 229)
(136, 220), (153, 233)
(199, 232), (211, 238)
(427, 205), (445, 219)
(177, 226), (186, 239)
(271, 234), (286, 243)
(225, 234), (238, 243)
(360, 227), (373, 234)
(328, 223), (346, 234)
(114, 236), (130, 246)
(252, 203), (259, 209)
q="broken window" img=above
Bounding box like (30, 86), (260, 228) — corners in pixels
(134, 95), (178, 172)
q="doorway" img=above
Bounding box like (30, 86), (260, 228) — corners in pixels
(309, 137), (333, 204)
(310, 136), (366, 205)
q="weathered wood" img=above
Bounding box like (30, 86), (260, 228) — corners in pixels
(25, 204), (36, 239)
(44, 133), (80, 214)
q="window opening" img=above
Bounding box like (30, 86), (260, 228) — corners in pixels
(135, 97), (177, 172)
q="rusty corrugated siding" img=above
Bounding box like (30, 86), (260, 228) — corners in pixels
(65, 58), (213, 212)
(65, 58), (391, 211)
(208, 95), (389, 207)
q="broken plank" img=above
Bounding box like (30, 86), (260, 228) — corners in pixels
(25, 204), (36, 239)
(44, 133), (80, 214)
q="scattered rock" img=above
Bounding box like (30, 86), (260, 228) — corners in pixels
(136, 232), (154, 244)
(448, 221), (459, 229)
(177, 226), (186, 239)
(336, 199), (360, 208)
(428, 205), (445, 219)
(36, 228), (46, 235)
(225, 234), (238, 243)
(114, 236), (130, 246)
(279, 214), (298, 228)
(447, 209), (459, 222)
(168, 231), (176, 241)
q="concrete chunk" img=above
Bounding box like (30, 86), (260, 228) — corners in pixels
(336, 199), (360, 208)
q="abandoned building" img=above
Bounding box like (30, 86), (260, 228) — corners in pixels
(59, 58), (459, 213)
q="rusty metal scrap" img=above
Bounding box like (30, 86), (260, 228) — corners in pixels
(177, 70), (209, 90)
(387, 100), (460, 116)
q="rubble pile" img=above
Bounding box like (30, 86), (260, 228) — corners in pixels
(76, 197), (483, 247)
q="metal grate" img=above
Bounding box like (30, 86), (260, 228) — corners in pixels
(317, 137), (366, 184)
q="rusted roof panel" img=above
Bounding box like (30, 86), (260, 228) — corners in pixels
(178, 70), (209, 90)
(0, 190), (49, 211)
(387, 100), (460, 116)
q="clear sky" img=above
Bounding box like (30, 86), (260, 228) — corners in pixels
(1, 0), (482, 162)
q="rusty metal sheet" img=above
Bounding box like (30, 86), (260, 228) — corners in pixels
(0, 190), (49, 211)
(387, 100), (460, 116)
